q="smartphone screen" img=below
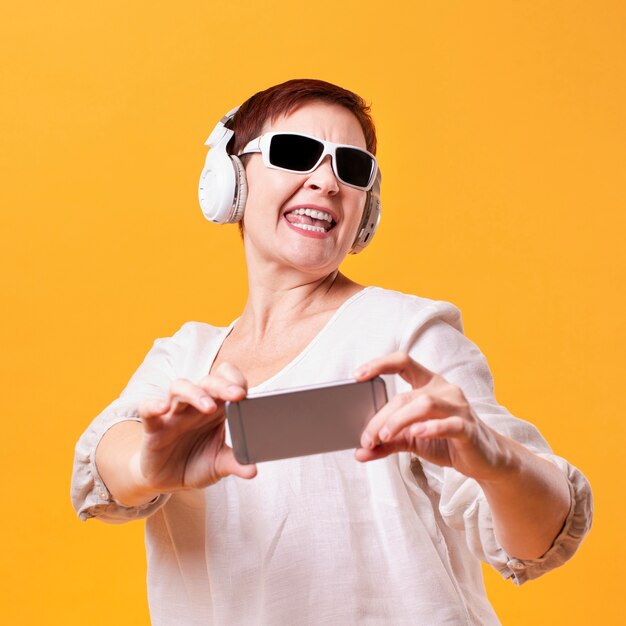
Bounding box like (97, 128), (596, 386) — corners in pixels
(226, 377), (388, 464)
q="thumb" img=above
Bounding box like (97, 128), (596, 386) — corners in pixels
(215, 446), (257, 480)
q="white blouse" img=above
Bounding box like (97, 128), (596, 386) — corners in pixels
(71, 287), (592, 626)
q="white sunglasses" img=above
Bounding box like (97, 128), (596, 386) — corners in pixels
(238, 132), (378, 191)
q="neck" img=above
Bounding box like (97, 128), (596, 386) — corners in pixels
(238, 263), (361, 341)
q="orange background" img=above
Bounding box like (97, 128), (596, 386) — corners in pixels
(1, 1), (624, 623)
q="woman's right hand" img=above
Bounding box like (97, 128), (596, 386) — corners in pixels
(96, 362), (257, 507)
(133, 362), (258, 497)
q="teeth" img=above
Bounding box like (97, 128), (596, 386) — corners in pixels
(291, 223), (329, 233)
(291, 208), (333, 223)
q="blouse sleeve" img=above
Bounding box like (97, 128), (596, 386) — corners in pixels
(400, 304), (593, 584)
(70, 325), (194, 523)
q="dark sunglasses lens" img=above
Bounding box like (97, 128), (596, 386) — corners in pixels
(269, 135), (324, 171)
(336, 147), (374, 188)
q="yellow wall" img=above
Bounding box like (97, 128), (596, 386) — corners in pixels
(1, 1), (623, 623)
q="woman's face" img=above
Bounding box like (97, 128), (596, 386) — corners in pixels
(241, 100), (369, 278)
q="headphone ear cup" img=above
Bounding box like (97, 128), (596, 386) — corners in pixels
(229, 155), (247, 223)
(199, 148), (248, 224)
(350, 170), (381, 254)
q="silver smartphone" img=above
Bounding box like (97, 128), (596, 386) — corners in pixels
(225, 377), (388, 464)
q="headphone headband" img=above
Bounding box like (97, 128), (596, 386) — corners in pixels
(204, 106), (239, 148)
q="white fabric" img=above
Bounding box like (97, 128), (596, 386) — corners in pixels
(71, 287), (593, 626)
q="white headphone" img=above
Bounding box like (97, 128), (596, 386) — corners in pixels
(198, 106), (381, 254)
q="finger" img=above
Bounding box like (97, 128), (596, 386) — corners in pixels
(139, 396), (170, 419)
(408, 416), (466, 440)
(138, 397), (172, 433)
(213, 361), (248, 391)
(377, 394), (464, 444)
(354, 440), (404, 463)
(357, 416), (467, 464)
(198, 372), (247, 403)
(359, 390), (417, 449)
(359, 388), (455, 449)
(214, 445), (257, 480)
(168, 378), (218, 414)
(354, 351), (435, 389)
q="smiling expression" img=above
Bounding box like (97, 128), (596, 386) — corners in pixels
(240, 101), (370, 277)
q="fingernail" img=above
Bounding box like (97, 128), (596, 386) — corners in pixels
(200, 396), (213, 410)
(380, 427), (390, 442)
(361, 433), (372, 449)
(354, 367), (369, 378)
(228, 385), (243, 396)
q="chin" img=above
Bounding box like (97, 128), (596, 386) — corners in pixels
(279, 247), (344, 276)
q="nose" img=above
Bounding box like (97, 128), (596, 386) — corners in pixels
(304, 155), (339, 195)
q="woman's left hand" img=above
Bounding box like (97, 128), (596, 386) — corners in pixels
(354, 352), (513, 481)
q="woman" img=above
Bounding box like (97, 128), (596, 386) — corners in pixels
(72, 79), (592, 625)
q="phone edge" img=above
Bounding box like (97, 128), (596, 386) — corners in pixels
(225, 401), (250, 465)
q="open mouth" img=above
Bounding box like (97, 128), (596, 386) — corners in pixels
(283, 208), (337, 233)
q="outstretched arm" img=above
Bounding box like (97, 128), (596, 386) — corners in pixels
(354, 352), (570, 560)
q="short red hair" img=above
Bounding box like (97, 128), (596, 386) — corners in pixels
(228, 78), (377, 156)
